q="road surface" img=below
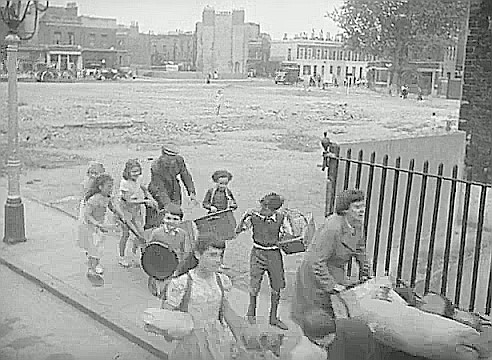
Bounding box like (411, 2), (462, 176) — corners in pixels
(0, 264), (162, 360)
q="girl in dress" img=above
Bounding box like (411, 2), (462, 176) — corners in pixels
(79, 174), (122, 284)
(162, 235), (259, 360)
(118, 159), (158, 267)
(77, 161), (105, 273)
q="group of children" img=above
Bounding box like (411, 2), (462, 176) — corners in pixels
(76, 161), (240, 283)
(76, 159), (295, 334)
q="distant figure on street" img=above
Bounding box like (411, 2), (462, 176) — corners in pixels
(401, 84), (409, 99)
(215, 89), (224, 115)
(417, 86), (423, 101)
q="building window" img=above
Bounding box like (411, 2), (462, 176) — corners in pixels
(345, 66), (349, 76)
(339, 51), (343, 60)
(359, 67), (363, 78)
(329, 65), (333, 74)
(307, 48), (312, 59)
(89, 33), (96, 47)
(322, 49), (328, 59)
(299, 48), (304, 59)
(321, 65), (325, 76)
(297, 47), (300, 59)
(54, 31), (61, 45)
(287, 48), (292, 61)
(101, 34), (108, 48)
(68, 32), (75, 45)
(316, 49), (321, 60)
(303, 65), (311, 75)
(313, 65), (317, 76)
(352, 66), (356, 76)
(337, 66), (341, 75)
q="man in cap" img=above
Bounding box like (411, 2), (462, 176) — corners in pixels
(145, 145), (197, 229)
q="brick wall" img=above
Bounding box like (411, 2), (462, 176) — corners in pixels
(458, 0), (492, 183)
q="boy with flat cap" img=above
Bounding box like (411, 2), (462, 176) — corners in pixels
(236, 192), (293, 330)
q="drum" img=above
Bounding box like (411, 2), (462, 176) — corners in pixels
(141, 242), (179, 280)
(278, 235), (306, 254)
(193, 209), (236, 242)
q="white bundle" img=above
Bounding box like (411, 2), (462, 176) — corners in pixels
(142, 308), (194, 338)
(337, 279), (481, 360)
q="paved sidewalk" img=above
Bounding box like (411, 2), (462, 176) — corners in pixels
(0, 186), (302, 359)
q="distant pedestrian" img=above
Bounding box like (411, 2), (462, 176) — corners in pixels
(78, 174), (124, 285)
(215, 89), (224, 115)
(401, 84), (409, 99)
(417, 86), (423, 101)
(117, 159), (158, 268)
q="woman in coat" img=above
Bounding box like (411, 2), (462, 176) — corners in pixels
(291, 189), (369, 323)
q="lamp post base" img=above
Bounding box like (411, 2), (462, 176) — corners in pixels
(3, 197), (27, 244)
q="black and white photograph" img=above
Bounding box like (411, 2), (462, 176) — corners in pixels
(1, 0), (492, 359)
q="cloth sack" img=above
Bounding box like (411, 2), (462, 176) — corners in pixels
(143, 308), (194, 339)
(338, 279), (481, 360)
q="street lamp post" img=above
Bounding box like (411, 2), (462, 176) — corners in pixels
(1, 0), (48, 244)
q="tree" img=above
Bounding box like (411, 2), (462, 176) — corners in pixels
(330, 0), (468, 88)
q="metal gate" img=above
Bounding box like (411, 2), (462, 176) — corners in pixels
(321, 133), (492, 314)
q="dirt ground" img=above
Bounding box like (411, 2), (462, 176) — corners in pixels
(0, 78), (464, 295)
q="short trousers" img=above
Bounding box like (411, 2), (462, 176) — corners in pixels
(249, 247), (285, 294)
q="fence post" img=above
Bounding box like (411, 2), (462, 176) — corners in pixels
(321, 132), (340, 217)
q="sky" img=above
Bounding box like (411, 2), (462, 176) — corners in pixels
(43, 0), (344, 40)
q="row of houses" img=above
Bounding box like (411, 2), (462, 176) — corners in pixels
(0, 2), (464, 96)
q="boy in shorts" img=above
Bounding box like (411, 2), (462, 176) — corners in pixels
(236, 192), (293, 330)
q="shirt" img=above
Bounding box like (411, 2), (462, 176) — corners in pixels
(202, 186), (237, 212)
(84, 193), (110, 224)
(119, 178), (144, 211)
(236, 210), (293, 247)
(290, 336), (327, 360)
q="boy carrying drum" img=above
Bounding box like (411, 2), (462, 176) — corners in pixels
(147, 204), (192, 298)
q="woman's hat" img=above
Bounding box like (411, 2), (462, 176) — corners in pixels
(211, 170), (233, 182)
